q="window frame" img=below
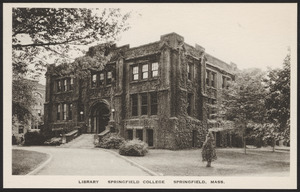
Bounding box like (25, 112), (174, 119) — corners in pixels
(99, 72), (105, 86)
(150, 92), (158, 115)
(211, 72), (216, 88)
(131, 94), (138, 116)
(187, 93), (193, 116)
(151, 62), (159, 78)
(57, 80), (62, 92)
(141, 93), (148, 115)
(68, 103), (72, 120)
(62, 104), (67, 120)
(106, 71), (112, 85)
(57, 104), (61, 121)
(141, 64), (149, 80)
(132, 65), (139, 81)
(187, 63), (193, 80)
(91, 73), (97, 87)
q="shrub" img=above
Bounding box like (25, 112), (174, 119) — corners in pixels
(96, 133), (125, 149)
(119, 139), (148, 156)
(44, 137), (62, 146)
(24, 131), (45, 146)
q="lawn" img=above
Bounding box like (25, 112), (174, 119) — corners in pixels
(123, 148), (290, 176)
(12, 149), (49, 175)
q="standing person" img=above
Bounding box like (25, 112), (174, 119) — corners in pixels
(202, 132), (217, 167)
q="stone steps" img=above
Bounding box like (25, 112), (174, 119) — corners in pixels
(59, 134), (95, 149)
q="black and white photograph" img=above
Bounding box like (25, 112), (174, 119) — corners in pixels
(3, 2), (297, 189)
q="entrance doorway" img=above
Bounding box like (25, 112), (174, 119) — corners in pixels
(90, 102), (110, 134)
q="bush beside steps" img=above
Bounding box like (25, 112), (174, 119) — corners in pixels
(96, 133), (125, 149)
(119, 139), (148, 156)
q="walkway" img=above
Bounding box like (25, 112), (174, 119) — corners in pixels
(17, 146), (151, 176)
(59, 134), (95, 148)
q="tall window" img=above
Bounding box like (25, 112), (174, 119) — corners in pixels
(211, 99), (216, 116)
(92, 74), (97, 87)
(62, 79), (67, 91)
(206, 71), (209, 86)
(57, 104), (61, 120)
(131, 94), (138, 116)
(187, 93), (193, 116)
(132, 65), (139, 81)
(99, 73), (104, 85)
(63, 104), (67, 120)
(141, 94), (148, 115)
(150, 92), (158, 115)
(67, 78), (73, 90)
(70, 77), (74, 90)
(107, 71), (112, 85)
(57, 80), (61, 92)
(142, 64), (148, 79)
(188, 63), (193, 80)
(127, 130), (133, 140)
(222, 76), (226, 88)
(151, 62), (158, 78)
(211, 72), (216, 88)
(37, 109), (41, 116)
(68, 103), (72, 120)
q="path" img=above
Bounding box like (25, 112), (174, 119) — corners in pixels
(17, 146), (151, 176)
(59, 134), (95, 148)
(14, 134), (152, 176)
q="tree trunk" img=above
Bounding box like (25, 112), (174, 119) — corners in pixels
(272, 138), (275, 152)
(244, 137), (247, 154)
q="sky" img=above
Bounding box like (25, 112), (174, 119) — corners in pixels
(114, 3), (296, 71)
(9, 3), (297, 84)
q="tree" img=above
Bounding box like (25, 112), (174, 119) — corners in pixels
(13, 8), (131, 78)
(260, 53), (291, 150)
(221, 69), (267, 154)
(265, 54), (290, 133)
(12, 8), (131, 121)
(12, 76), (35, 124)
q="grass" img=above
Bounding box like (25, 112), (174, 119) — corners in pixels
(123, 148), (290, 176)
(12, 149), (49, 175)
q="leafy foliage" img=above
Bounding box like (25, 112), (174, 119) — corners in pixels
(265, 54), (290, 132)
(24, 131), (46, 146)
(12, 8), (131, 78)
(12, 8), (131, 125)
(12, 77), (36, 119)
(221, 69), (267, 134)
(96, 133), (125, 149)
(44, 137), (62, 146)
(119, 139), (148, 156)
(220, 54), (291, 150)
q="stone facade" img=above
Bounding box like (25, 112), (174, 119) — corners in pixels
(44, 32), (236, 149)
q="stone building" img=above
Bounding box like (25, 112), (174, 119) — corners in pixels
(43, 32), (236, 149)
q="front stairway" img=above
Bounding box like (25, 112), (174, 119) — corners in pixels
(59, 134), (95, 149)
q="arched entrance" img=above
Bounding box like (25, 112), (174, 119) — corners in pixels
(90, 101), (110, 134)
